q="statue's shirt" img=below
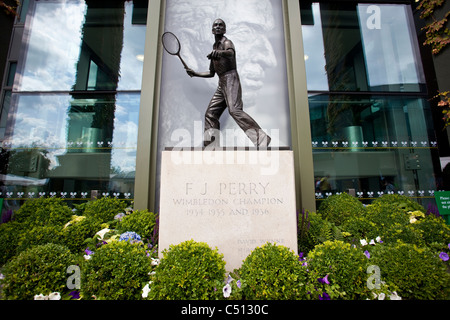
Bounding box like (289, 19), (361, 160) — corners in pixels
(209, 36), (237, 77)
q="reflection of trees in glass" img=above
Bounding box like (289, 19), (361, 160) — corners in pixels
(6, 147), (51, 178)
(418, 0), (450, 127)
(326, 97), (371, 140)
(67, 98), (116, 153)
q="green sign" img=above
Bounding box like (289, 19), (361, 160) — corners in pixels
(434, 191), (450, 225)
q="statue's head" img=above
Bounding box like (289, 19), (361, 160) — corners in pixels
(212, 19), (226, 35)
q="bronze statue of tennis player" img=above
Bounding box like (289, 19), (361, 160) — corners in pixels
(186, 19), (271, 147)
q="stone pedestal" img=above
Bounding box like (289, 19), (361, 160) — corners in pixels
(158, 149), (298, 271)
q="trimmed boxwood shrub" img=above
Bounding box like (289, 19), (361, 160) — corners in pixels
(238, 242), (307, 300)
(15, 225), (63, 255)
(148, 240), (226, 300)
(60, 216), (103, 254)
(81, 240), (152, 300)
(0, 243), (77, 300)
(0, 221), (23, 266)
(370, 241), (450, 300)
(318, 193), (365, 226)
(305, 240), (371, 299)
(82, 197), (128, 222)
(342, 201), (424, 246)
(12, 197), (73, 227)
(117, 210), (157, 241)
(371, 194), (426, 213)
(413, 214), (450, 251)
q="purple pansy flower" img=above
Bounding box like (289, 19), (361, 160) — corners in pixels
(319, 292), (330, 300)
(439, 252), (449, 262)
(68, 291), (80, 299)
(318, 274), (330, 284)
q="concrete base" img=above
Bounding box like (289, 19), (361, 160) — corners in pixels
(158, 149), (298, 271)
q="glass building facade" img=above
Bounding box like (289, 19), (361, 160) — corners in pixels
(0, 0), (147, 211)
(302, 2), (441, 206)
(0, 0), (446, 214)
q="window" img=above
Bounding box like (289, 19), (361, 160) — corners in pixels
(1, 0), (147, 210)
(302, 2), (426, 92)
(302, 2), (439, 206)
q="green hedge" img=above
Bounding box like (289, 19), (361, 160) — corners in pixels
(81, 240), (152, 300)
(148, 240), (226, 300)
(1, 243), (77, 300)
(370, 241), (450, 300)
(238, 242), (307, 300)
(1, 194), (449, 300)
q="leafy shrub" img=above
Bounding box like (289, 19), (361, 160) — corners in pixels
(15, 225), (63, 255)
(60, 215), (103, 253)
(1, 243), (77, 300)
(370, 241), (450, 300)
(305, 240), (371, 299)
(318, 193), (365, 226)
(117, 210), (157, 241)
(371, 194), (426, 213)
(340, 215), (375, 244)
(0, 221), (23, 266)
(341, 201), (424, 246)
(81, 240), (152, 300)
(298, 210), (343, 254)
(364, 202), (424, 245)
(413, 215), (450, 251)
(12, 198), (72, 227)
(238, 242), (307, 300)
(366, 201), (410, 226)
(148, 240), (226, 300)
(82, 197), (128, 223)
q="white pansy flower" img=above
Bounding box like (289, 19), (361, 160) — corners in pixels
(142, 283), (151, 298)
(48, 292), (61, 300)
(223, 283), (232, 298)
(360, 239), (368, 246)
(389, 291), (402, 300)
(151, 258), (160, 266)
(34, 294), (48, 300)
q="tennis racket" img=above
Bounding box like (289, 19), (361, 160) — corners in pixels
(162, 32), (189, 69)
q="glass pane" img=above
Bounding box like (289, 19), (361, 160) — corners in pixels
(0, 91), (12, 140)
(17, 1), (86, 91)
(301, 2), (426, 93)
(301, 3), (328, 91)
(1, 92), (139, 205)
(310, 94), (440, 205)
(17, 0), (146, 91)
(19, 0), (30, 23)
(7, 62), (17, 87)
(357, 4), (426, 92)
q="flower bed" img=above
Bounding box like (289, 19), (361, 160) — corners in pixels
(0, 194), (449, 300)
